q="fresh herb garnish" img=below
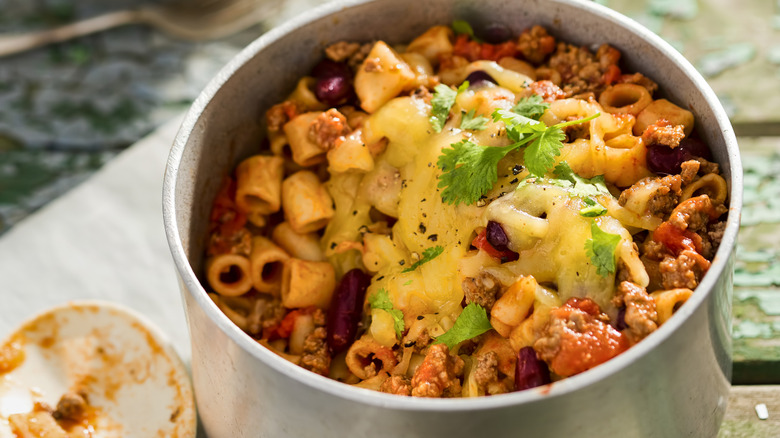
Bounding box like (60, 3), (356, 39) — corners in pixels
(579, 197), (608, 217)
(460, 109), (489, 131)
(552, 162), (611, 198)
(452, 20), (482, 42)
(510, 94), (548, 120)
(584, 221), (621, 276)
(402, 245), (444, 273)
(436, 96), (599, 205)
(430, 82), (469, 133)
(435, 303), (493, 349)
(368, 288), (405, 338)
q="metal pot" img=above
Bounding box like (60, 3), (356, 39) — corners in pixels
(163, 0), (742, 436)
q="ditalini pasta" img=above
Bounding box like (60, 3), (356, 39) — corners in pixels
(203, 22), (729, 397)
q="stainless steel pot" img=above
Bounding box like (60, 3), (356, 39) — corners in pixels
(163, 1), (742, 436)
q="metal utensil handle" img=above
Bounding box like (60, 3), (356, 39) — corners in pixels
(0, 10), (143, 58)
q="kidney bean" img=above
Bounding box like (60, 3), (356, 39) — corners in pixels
(646, 137), (713, 175)
(482, 23), (512, 44)
(486, 220), (510, 251)
(515, 347), (551, 391)
(616, 306), (627, 331)
(311, 59), (352, 80)
(315, 75), (354, 106)
(326, 268), (371, 355)
(465, 70), (497, 87)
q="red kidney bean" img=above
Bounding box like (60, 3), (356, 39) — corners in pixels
(486, 220), (510, 251)
(616, 306), (627, 331)
(311, 59), (352, 80)
(326, 268), (371, 355)
(482, 23), (512, 44)
(515, 347), (551, 391)
(315, 75), (353, 106)
(646, 137), (713, 175)
(465, 70), (497, 87)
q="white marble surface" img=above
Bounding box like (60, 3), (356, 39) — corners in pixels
(0, 114), (190, 363)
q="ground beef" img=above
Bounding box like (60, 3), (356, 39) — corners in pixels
(325, 41), (362, 62)
(308, 108), (351, 150)
(347, 42), (374, 71)
(618, 174), (683, 217)
(379, 375), (412, 396)
(52, 392), (87, 421)
(669, 195), (720, 233)
(617, 72), (658, 94)
(410, 344), (465, 397)
(659, 250), (707, 290)
(680, 160), (700, 185)
(548, 43), (618, 97)
(517, 25), (556, 65)
(472, 351), (510, 395)
(612, 282), (658, 344)
(642, 119), (685, 149)
(249, 296), (285, 336)
(522, 80), (566, 102)
(708, 221), (727, 249)
(696, 157), (720, 175)
(300, 326), (331, 376)
(266, 100), (301, 133)
(208, 226), (252, 257)
(462, 272), (503, 312)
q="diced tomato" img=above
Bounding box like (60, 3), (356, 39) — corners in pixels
(602, 64), (621, 85)
(264, 307), (317, 340)
(652, 221), (703, 256)
(547, 298), (629, 377)
(472, 229), (519, 261)
(453, 34), (518, 62)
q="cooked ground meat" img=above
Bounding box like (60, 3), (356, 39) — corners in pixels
(325, 41), (362, 62)
(695, 157), (720, 175)
(522, 80), (566, 102)
(707, 221), (727, 249)
(562, 115), (591, 141)
(534, 297), (628, 377)
(462, 272), (503, 311)
(52, 391), (87, 421)
(618, 174), (683, 217)
(659, 250), (707, 290)
(669, 195), (720, 233)
(410, 344), (465, 397)
(548, 43), (617, 96)
(300, 326), (331, 376)
(472, 351), (510, 395)
(642, 119), (685, 148)
(517, 25), (556, 65)
(309, 108), (351, 150)
(250, 296), (285, 336)
(680, 160), (700, 185)
(347, 42), (374, 70)
(379, 375), (412, 396)
(613, 281), (658, 344)
(208, 226), (252, 257)
(617, 72), (658, 94)
(266, 100), (301, 133)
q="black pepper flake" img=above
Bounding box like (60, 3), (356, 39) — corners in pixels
(576, 272), (580, 277)
(416, 315), (424, 320)
(399, 260), (406, 266)
(428, 234), (438, 242)
(352, 210), (358, 215)
(404, 341), (415, 348)
(510, 178), (519, 184)
(512, 164), (524, 175)
(376, 276), (385, 281)
(421, 198), (426, 202)
(419, 223), (427, 233)
(330, 242), (337, 249)
(422, 213), (427, 218)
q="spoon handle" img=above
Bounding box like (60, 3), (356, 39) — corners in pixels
(0, 10), (143, 58)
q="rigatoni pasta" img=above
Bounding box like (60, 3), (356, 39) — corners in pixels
(202, 21), (729, 397)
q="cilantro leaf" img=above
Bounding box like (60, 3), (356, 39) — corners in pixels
(460, 109), (489, 131)
(511, 95), (549, 120)
(430, 82), (469, 133)
(435, 303), (493, 349)
(452, 20), (482, 42)
(584, 221), (621, 276)
(553, 162), (611, 198)
(579, 197), (608, 217)
(437, 139), (515, 205)
(402, 245), (445, 273)
(492, 108), (546, 142)
(368, 289), (405, 338)
(523, 125), (566, 177)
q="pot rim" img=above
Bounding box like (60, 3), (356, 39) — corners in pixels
(163, 0), (742, 411)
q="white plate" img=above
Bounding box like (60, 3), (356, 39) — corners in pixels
(0, 301), (196, 437)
